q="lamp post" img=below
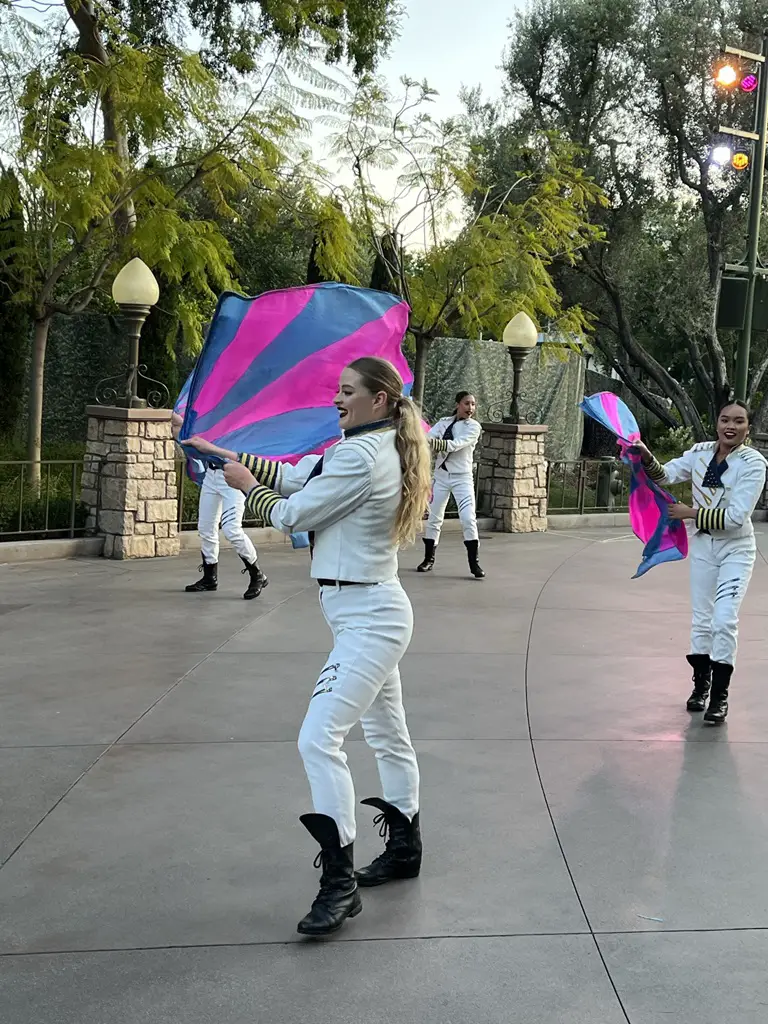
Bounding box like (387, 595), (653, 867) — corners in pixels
(501, 311), (539, 423)
(713, 35), (768, 401)
(104, 258), (161, 408)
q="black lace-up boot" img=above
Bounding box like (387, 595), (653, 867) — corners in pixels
(296, 814), (362, 936)
(355, 798), (422, 887)
(685, 653), (711, 712)
(417, 538), (436, 573)
(465, 539), (485, 579)
(704, 662), (733, 724)
(240, 557), (268, 600)
(185, 554), (218, 592)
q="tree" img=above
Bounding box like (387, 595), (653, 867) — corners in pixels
(498, 0), (768, 436)
(106, 0), (402, 78)
(325, 76), (606, 406)
(0, 171), (32, 439)
(0, 12), (307, 485)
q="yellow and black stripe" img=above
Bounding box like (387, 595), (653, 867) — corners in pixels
(430, 438), (449, 452)
(245, 483), (282, 523)
(646, 456), (666, 482)
(238, 453), (279, 488)
(696, 507), (726, 531)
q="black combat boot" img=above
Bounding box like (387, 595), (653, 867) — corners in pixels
(185, 554), (218, 592)
(240, 557), (269, 600)
(465, 539), (485, 579)
(355, 798), (422, 887)
(296, 814), (362, 936)
(417, 538), (436, 573)
(685, 653), (711, 712)
(704, 662), (733, 724)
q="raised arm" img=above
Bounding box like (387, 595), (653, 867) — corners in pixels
(429, 419), (482, 454)
(238, 452), (323, 497)
(244, 445), (373, 535)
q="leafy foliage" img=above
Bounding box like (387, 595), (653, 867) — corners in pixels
(498, 0), (768, 436)
(325, 75), (607, 403)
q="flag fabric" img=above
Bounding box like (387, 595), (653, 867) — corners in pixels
(579, 392), (688, 578)
(177, 281), (413, 460)
(174, 282), (414, 551)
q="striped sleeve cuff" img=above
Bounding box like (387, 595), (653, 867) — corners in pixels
(245, 484), (282, 523)
(696, 507), (726, 531)
(430, 438), (449, 452)
(646, 456), (666, 482)
(238, 454), (279, 488)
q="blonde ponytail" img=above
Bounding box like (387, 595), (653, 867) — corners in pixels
(392, 396), (432, 548)
(346, 356), (432, 548)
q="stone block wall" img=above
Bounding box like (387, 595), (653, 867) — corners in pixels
(477, 423), (548, 532)
(81, 406), (180, 558)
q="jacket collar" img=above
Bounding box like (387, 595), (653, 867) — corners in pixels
(343, 418), (394, 439)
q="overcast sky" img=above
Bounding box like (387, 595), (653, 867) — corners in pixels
(377, 0), (517, 118)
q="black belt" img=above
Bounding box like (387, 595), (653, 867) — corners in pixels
(317, 579), (368, 587)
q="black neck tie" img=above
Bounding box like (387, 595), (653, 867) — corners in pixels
(306, 456), (324, 556)
(440, 418), (457, 470)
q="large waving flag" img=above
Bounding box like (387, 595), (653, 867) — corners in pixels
(580, 392), (688, 578)
(177, 282), (413, 461)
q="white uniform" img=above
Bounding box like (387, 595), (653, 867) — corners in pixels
(240, 423), (419, 847)
(649, 442), (767, 665)
(195, 465), (258, 565)
(426, 416), (482, 543)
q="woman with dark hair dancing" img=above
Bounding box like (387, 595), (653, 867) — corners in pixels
(186, 357), (432, 935)
(631, 401), (767, 724)
(418, 390), (485, 578)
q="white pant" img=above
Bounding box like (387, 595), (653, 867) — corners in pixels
(198, 469), (258, 564)
(297, 579), (419, 846)
(689, 531), (756, 666)
(425, 470), (478, 542)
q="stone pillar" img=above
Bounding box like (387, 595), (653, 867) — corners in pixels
(81, 407), (180, 559)
(477, 423), (549, 533)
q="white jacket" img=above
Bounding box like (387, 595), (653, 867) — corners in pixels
(240, 424), (402, 583)
(428, 416), (482, 475)
(649, 441), (767, 539)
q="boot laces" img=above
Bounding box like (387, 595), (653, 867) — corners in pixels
(311, 850), (353, 904)
(367, 812), (407, 868)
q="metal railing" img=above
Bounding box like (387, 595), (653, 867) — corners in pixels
(176, 459), (485, 531)
(547, 459), (631, 515)
(0, 460), (88, 541)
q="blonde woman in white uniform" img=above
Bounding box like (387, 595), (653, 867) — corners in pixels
(633, 401), (767, 724)
(418, 391), (485, 578)
(186, 357), (432, 936)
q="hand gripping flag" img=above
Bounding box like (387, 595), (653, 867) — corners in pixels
(579, 392), (688, 578)
(174, 282), (415, 548)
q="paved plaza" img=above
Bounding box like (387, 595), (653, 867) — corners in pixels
(2, 527), (768, 1022)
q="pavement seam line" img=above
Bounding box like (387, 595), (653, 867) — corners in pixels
(523, 537), (635, 1024)
(5, 924), (768, 959)
(0, 584), (314, 872)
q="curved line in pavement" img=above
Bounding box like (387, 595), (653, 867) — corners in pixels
(523, 537), (633, 1024)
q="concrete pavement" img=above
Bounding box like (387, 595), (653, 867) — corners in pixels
(2, 528), (768, 1022)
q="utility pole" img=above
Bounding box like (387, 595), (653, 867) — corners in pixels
(718, 37), (768, 402)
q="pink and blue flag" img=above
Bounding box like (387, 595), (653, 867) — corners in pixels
(579, 392), (688, 578)
(176, 281), (413, 460)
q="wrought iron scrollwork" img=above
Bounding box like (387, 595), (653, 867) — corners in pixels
(94, 364), (170, 408)
(481, 401), (545, 425)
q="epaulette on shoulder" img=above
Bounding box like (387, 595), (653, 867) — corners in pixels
(691, 441), (716, 452)
(343, 432), (383, 463)
(738, 445), (768, 465)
